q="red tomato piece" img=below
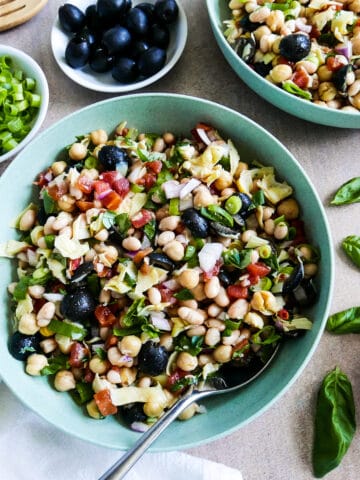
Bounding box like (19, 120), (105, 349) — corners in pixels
(101, 190), (122, 210)
(93, 180), (112, 196)
(69, 342), (89, 368)
(94, 305), (117, 327)
(112, 177), (130, 197)
(326, 56), (346, 72)
(136, 173), (156, 190)
(278, 308), (290, 320)
(146, 160), (162, 174)
(293, 68), (309, 89)
(131, 209), (153, 228)
(94, 389), (118, 416)
(227, 285), (249, 300)
(100, 171), (122, 185)
(246, 262), (271, 278)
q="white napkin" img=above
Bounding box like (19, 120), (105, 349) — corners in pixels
(0, 382), (243, 480)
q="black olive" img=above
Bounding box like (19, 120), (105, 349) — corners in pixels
(58, 3), (86, 33)
(234, 35), (256, 63)
(76, 27), (99, 51)
(136, 2), (156, 23)
(102, 26), (132, 55)
(239, 14), (261, 33)
(218, 268), (238, 288)
(148, 23), (170, 49)
(65, 37), (91, 69)
(237, 192), (252, 217)
(96, 0), (130, 23)
(282, 260), (304, 295)
(60, 286), (97, 323)
(70, 261), (94, 284)
(121, 403), (147, 425)
(9, 332), (41, 361)
(98, 145), (130, 173)
(137, 46), (166, 77)
(89, 47), (114, 73)
(112, 57), (138, 83)
(232, 213), (246, 228)
(279, 33), (311, 62)
(137, 341), (169, 376)
(125, 7), (150, 37)
(130, 40), (150, 59)
(148, 252), (176, 271)
(292, 279), (317, 307)
(253, 62), (272, 77)
(155, 0), (179, 24)
(85, 4), (104, 32)
(182, 208), (209, 238)
(332, 64), (354, 95)
(210, 221), (241, 239)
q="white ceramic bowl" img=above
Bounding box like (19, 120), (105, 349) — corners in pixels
(51, 0), (188, 93)
(0, 46), (49, 163)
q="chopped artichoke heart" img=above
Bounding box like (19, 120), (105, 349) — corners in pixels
(110, 383), (167, 406)
(177, 143), (196, 161)
(331, 10), (354, 41)
(54, 235), (89, 259)
(15, 293), (33, 320)
(134, 266), (168, 296)
(228, 139), (240, 176)
(104, 261), (137, 294)
(47, 257), (66, 283)
(236, 166), (274, 196)
(182, 143), (229, 184)
(72, 213), (90, 240)
(312, 7), (336, 31)
(256, 174), (293, 204)
(89, 214), (104, 236)
(0, 240), (29, 257)
(116, 192), (147, 217)
(171, 317), (187, 337)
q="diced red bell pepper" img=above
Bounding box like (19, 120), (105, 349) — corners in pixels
(131, 209), (153, 228)
(227, 285), (249, 300)
(112, 177), (130, 197)
(101, 190), (122, 210)
(100, 171), (123, 185)
(246, 262), (271, 278)
(93, 180), (112, 196)
(94, 305), (117, 327)
(94, 389), (118, 416)
(69, 342), (89, 368)
(145, 160), (162, 174)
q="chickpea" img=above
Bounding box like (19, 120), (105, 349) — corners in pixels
(348, 79), (360, 97)
(178, 269), (200, 289)
(69, 142), (87, 161)
(207, 303), (222, 318)
(122, 236), (142, 251)
(193, 187), (214, 208)
(54, 370), (76, 391)
(119, 367), (137, 386)
(40, 337), (57, 354)
(264, 218), (275, 235)
(107, 368), (122, 384)
(205, 327), (221, 347)
(90, 129), (108, 145)
(163, 240), (184, 261)
(249, 6), (271, 23)
(119, 335), (142, 357)
(253, 25), (272, 42)
(213, 345), (232, 363)
(304, 263), (318, 278)
(176, 351), (198, 371)
(198, 353), (214, 367)
(28, 285), (45, 299)
(204, 276), (221, 299)
(214, 170), (233, 190)
(148, 287), (162, 305)
(159, 215), (181, 231)
(144, 401), (164, 417)
(107, 346), (134, 367)
(241, 229), (257, 243)
(163, 132), (176, 144)
(260, 34), (278, 53)
(19, 209), (36, 231)
(350, 92), (360, 109)
(157, 230), (175, 246)
(274, 221), (289, 240)
(51, 160), (67, 176)
(277, 198), (299, 220)
(266, 10), (285, 32)
(138, 376), (152, 388)
(270, 64), (293, 83)
(89, 356), (110, 374)
(25, 353), (48, 376)
(153, 137), (166, 152)
(178, 403), (197, 421)
(318, 82), (337, 102)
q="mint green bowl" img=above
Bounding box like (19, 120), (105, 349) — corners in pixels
(206, 0), (360, 128)
(0, 94), (334, 450)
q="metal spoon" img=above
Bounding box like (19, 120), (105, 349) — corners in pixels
(99, 344), (280, 480)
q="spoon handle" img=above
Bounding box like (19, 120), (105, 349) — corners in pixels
(98, 388), (209, 480)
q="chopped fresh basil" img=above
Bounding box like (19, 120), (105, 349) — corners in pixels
(251, 325), (281, 346)
(174, 288), (194, 301)
(42, 189), (57, 214)
(222, 248), (252, 269)
(174, 334), (203, 356)
(47, 319), (87, 340)
(114, 213), (131, 236)
(71, 381), (94, 405)
(41, 355), (70, 375)
(143, 219), (157, 241)
(200, 205), (234, 228)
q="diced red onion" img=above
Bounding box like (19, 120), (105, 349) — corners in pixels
(335, 41), (352, 60)
(179, 178), (201, 199)
(162, 180), (183, 199)
(150, 312), (171, 331)
(130, 421), (150, 433)
(198, 243), (224, 272)
(195, 128), (212, 145)
(95, 188), (113, 200)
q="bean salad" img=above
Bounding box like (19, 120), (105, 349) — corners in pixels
(224, 0), (360, 110)
(1, 121), (319, 430)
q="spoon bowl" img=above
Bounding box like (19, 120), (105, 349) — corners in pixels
(99, 345), (280, 480)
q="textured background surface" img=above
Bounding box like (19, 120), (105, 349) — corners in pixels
(1, 1), (360, 479)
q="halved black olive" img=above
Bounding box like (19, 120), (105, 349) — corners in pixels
(293, 279), (317, 307)
(279, 33), (311, 62)
(137, 341), (169, 376)
(218, 268), (239, 288)
(60, 286), (97, 323)
(121, 403), (147, 425)
(210, 221), (241, 239)
(148, 252), (176, 271)
(239, 14), (261, 33)
(238, 193), (253, 216)
(182, 208), (209, 238)
(282, 260), (304, 295)
(332, 64), (354, 95)
(98, 145), (130, 174)
(9, 332), (41, 361)
(234, 35), (256, 63)
(70, 261), (94, 284)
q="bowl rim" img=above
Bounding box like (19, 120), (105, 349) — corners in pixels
(51, 0), (188, 93)
(206, 0), (360, 128)
(0, 45), (49, 163)
(0, 92), (335, 450)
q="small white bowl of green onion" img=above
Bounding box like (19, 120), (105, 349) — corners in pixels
(0, 46), (49, 163)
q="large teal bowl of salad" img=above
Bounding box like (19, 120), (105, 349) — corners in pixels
(207, 0), (360, 128)
(0, 93), (334, 450)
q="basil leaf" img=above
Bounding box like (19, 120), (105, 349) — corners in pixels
(41, 355), (70, 375)
(114, 213), (131, 236)
(200, 205), (234, 227)
(342, 235), (360, 268)
(326, 307), (360, 334)
(312, 367), (356, 478)
(42, 189), (58, 214)
(122, 298), (146, 327)
(174, 334), (203, 356)
(174, 288), (194, 301)
(47, 319), (87, 340)
(143, 219), (156, 241)
(71, 381), (94, 405)
(223, 248), (252, 269)
(331, 177), (360, 205)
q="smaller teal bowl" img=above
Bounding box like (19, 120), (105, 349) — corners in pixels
(0, 94), (334, 450)
(206, 0), (360, 128)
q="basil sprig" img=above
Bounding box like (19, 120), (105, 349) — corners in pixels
(330, 177), (360, 205)
(326, 307), (360, 334)
(312, 367), (356, 478)
(342, 235), (360, 268)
